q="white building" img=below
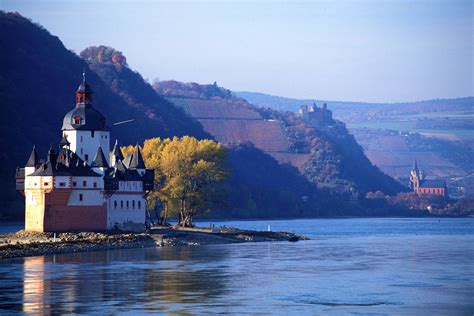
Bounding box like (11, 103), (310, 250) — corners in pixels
(15, 75), (154, 232)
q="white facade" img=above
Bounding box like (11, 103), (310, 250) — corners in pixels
(63, 130), (110, 165)
(68, 189), (104, 206)
(106, 193), (146, 230)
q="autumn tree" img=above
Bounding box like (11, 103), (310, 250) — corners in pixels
(80, 46), (128, 66)
(122, 136), (228, 227)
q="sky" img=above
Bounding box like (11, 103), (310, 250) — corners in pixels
(2, 0), (473, 103)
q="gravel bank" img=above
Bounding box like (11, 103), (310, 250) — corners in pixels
(0, 227), (308, 259)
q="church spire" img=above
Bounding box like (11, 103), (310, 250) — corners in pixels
(413, 157), (418, 171)
(129, 144), (145, 170)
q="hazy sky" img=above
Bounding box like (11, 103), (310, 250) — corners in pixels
(2, 0), (473, 102)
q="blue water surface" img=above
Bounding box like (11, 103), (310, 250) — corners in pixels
(0, 218), (473, 315)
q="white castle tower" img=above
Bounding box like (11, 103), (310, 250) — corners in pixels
(61, 73), (110, 165)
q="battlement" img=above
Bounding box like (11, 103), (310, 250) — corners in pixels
(297, 102), (333, 124)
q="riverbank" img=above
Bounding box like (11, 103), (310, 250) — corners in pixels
(0, 226), (308, 259)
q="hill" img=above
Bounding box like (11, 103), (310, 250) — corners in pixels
(0, 12), (346, 220)
(236, 91), (474, 195)
(235, 91), (474, 122)
(0, 12), (207, 218)
(154, 81), (404, 197)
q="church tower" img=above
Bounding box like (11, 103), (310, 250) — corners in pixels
(409, 158), (421, 190)
(61, 73), (110, 165)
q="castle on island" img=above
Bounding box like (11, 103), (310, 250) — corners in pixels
(15, 75), (154, 232)
(409, 158), (447, 198)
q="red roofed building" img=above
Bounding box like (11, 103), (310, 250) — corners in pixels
(409, 158), (447, 198)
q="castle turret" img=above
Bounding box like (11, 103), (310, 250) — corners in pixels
(59, 135), (70, 149)
(129, 145), (146, 175)
(298, 105), (308, 116)
(61, 72), (110, 165)
(25, 145), (39, 176)
(110, 140), (124, 167)
(91, 146), (109, 175)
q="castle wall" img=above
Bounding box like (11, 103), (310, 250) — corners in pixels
(67, 189), (104, 206)
(119, 180), (143, 192)
(106, 192), (146, 231)
(25, 189), (45, 232)
(42, 188), (106, 232)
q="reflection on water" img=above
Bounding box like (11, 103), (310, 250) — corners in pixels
(0, 218), (473, 315)
(2, 246), (229, 315)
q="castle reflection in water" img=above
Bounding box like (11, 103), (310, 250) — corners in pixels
(16, 246), (229, 315)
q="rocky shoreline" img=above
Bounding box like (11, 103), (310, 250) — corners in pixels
(0, 227), (308, 259)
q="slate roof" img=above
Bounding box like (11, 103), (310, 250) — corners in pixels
(129, 145), (146, 169)
(25, 145), (39, 167)
(29, 147), (101, 177)
(104, 160), (142, 182)
(59, 135), (70, 147)
(419, 180), (446, 188)
(111, 140), (124, 161)
(123, 153), (133, 168)
(77, 81), (93, 93)
(62, 104), (109, 131)
(91, 146), (109, 168)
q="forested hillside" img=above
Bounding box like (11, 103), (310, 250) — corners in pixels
(154, 81), (405, 198)
(81, 46), (209, 140)
(0, 12), (207, 218)
(0, 12), (337, 220)
(0, 11), (409, 220)
(236, 91), (473, 195)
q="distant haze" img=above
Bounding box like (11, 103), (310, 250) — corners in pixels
(2, 0), (473, 103)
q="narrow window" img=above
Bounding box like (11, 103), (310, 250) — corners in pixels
(84, 154), (89, 162)
(93, 182), (97, 188)
(138, 201), (141, 209)
(80, 148), (83, 154)
(91, 131), (95, 138)
(121, 201), (123, 208)
(114, 201), (117, 209)
(80, 136), (83, 142)
(73, 181), (77, 187)
(83, 181), (87, 187)
(132, 200), (135, 209)
(126, 201), (129, 209)
(79, 194), (83, 201)
(59, 182), (66, 187)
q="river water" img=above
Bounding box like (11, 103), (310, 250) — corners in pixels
(0, 218), (473, 315)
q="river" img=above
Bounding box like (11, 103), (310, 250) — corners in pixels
(0, 218), (473, 315)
